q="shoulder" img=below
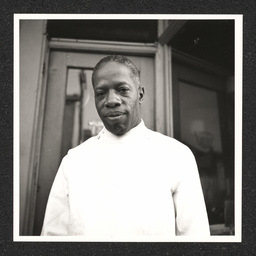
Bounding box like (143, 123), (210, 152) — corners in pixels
(66, 135), (99, 158)
(146, 128), (192, 155)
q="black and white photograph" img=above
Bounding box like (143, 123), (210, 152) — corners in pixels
(14, 14), (242, 242)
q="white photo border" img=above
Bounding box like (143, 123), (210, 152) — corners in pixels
(14, 13), (243, 242)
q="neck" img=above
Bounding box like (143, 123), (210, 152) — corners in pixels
(100, 119), (145, 143)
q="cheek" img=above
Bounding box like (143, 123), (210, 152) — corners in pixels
(95, 102), (103, 116)
(95, 99), (104, 108)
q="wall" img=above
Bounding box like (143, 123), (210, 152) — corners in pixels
(20, 20), (45, 233)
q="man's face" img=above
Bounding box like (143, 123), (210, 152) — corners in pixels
(93, 61), (144, 136)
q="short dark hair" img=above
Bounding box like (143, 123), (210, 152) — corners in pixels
(92, 55), (140, 87)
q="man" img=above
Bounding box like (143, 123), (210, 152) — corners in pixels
(41, 55), (210, 239)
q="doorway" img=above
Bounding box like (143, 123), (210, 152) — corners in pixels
(172, 50), (234, 230)
(33, 49), (155, 235)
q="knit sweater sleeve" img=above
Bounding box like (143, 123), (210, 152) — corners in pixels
(41, 157), (69, 236)
(172, 146), (210, 236)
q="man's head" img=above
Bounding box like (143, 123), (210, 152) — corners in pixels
(92, 55), (144, 136)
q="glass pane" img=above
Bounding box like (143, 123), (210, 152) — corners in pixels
(61, 68), (103, 158)
(179, 81), (226, 225)
(179, 81), (222, 153)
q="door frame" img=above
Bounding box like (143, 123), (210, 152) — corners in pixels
(24, 38), (174, 235)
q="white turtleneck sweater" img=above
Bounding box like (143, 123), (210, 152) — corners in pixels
(41, 120), (210, 240)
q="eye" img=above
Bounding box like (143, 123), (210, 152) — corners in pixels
(95, 90), (106, 98)
(118, 87), (129, 94)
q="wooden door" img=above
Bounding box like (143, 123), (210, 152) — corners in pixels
(33, 50), (155, 235)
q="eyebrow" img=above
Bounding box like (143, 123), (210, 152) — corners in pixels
(95, 82), (131, 90)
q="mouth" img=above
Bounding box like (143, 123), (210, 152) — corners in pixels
(105, 112), (125, 121)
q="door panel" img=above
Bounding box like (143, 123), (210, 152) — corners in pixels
(172, 56), (232, 226)
(33, 51), (155, 234)
(65, 52), (155, 129)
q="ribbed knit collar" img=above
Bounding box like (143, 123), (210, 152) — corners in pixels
(98, 119), (147, 143)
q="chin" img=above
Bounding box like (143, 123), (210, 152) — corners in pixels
(108, 124), (127, 136)
(112, 127), (127, 136)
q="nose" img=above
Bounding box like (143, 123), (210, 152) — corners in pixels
(105, 90), (121, 108)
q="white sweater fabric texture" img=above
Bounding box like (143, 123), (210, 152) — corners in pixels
(41, 120), (210, 240)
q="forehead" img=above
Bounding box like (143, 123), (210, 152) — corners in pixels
(94, 61), (133, 80)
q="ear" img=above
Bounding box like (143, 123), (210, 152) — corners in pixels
(139, 87), (144, 103)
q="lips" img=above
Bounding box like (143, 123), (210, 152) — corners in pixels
(105, 111), (125, 122)
(106, 111), (124, 117)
